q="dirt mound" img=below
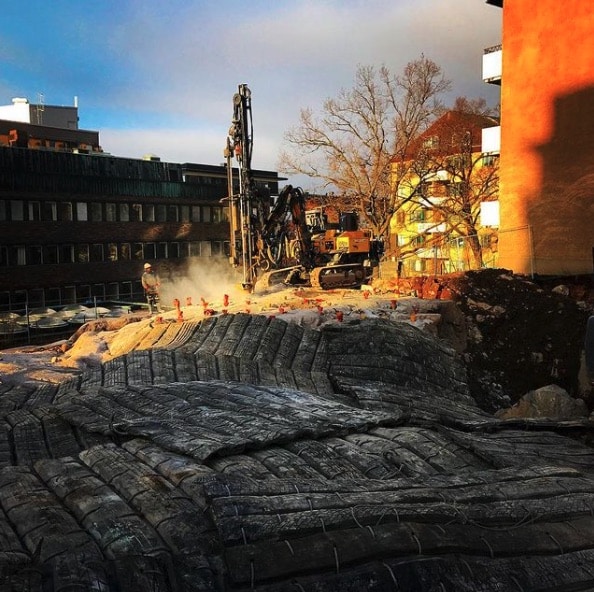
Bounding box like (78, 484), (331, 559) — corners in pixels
(440, 269), (591, 412)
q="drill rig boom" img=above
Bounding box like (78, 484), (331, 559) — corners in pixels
(224, 84), (380, 291)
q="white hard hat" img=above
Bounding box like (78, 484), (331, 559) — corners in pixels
(144, 262), (152, 269)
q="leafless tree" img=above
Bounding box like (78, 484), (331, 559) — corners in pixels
(403, 103), (500, 269)
(279, 56), (451, 242)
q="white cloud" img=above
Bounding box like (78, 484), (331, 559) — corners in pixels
(74, 0), (503, 190)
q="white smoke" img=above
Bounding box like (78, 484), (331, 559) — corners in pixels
(159, 259), (253, 312)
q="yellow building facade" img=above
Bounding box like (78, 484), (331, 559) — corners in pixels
(390, 110), (499, 277)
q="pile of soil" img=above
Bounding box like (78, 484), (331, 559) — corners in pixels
(440, 269), (592, 412)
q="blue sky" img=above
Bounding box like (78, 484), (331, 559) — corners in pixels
(1, 0), (501, 189)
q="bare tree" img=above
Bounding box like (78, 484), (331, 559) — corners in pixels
(402, 104), (500, 269)
(279, 56), (451, 242)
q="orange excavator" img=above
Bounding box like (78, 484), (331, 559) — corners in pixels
(224, 84), (382, 291)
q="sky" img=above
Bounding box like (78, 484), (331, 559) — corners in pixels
(0, 0), (501, 191)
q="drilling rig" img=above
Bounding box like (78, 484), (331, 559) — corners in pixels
(224, 84), (381, 292)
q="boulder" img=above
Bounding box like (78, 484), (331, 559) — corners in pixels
(496, 383), (588, 420)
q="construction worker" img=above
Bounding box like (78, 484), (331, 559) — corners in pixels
(141, 262), (161, 314)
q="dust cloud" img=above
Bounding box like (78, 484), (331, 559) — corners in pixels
(160, 259), (251, 311)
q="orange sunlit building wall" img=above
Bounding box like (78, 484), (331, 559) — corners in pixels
(496, 0), (594, 276)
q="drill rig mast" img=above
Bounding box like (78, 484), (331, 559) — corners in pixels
(225, 84), (258, 290)
(225, 84), (311, 290)
(224, 84), (381, 292)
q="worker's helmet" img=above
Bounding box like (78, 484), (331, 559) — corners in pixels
(144, 262), (152, 269)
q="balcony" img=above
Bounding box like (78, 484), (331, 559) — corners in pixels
(417, 222), (446, 234)
(483, 45), (502, 84)
(416, 247), (446, 260)
(482, 125), (501, 155)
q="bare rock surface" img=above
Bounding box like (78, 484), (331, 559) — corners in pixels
(1, 307), (594, 590)
(497, 383), (589, 420)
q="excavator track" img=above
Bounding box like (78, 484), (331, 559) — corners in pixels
(256, 266), (305, 290)
(309, 263), (368, 290)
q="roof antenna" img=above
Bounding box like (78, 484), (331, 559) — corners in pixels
(36, 92), (44, 125)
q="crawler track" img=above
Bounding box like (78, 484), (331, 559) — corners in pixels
(0, 314), (594, 590)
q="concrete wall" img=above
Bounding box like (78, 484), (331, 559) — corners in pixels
(0, 99), (78, 129)
(498, 1), (594, 276)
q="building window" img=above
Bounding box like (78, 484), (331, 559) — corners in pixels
(120, 244), (131, 260)
(63, 286), (76, 304)
(409, 209), (427, 223)
(46, 288), (61, 308)
(0, 246), (8, 266)
(59, 202), (73, 221)
(423, 136), (439, 150)
(42, 201), (57, 221)
(90, 244), (104, 262)
(119, 203), (129, 222)
(61, 245), (75, 263)
(0, 201), (5, 221)
(167, 205), (179, 222)
(189, 241), (201, 256)
(144, 243), (156, 260)
(90, 203), (103, 222)
(10, 200), (24, 221)
(212, 207), (222, 223)
(28, 288), (44, 308)
(44, 245), (59, 264)
(92, 284), (105, 300)
(211, 241), (222, 256)
(157, 242), (167, 259)
(28, 245), (42, 265)
(202, 207), (211, 223)
(76, 203), (88, 222)
(106, 282), (119, 300)
(169, 242), (180, 258)
(106, 203), (117, 221)
(131, 204), (142, 222)
(180, 205), (190, 222)
(191, 206), (201, 222)
(120, 282), (133, 300)
(28, 202), (41, 221)
(107, 243), (118, 261)
(156, 205), (167, 222)
(200, 241), (212, 256)
(11, 246), (26, 265)
(76, 285), (91, 303)
(133, 243), (144, 260)
(143, 204), (155, 222)
(76, 244), (89, 263)
(482, 155), (497, 167)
